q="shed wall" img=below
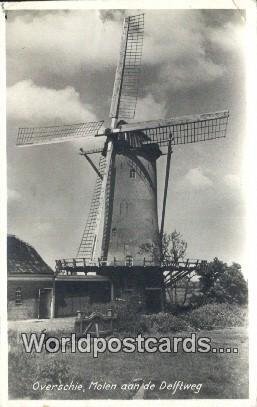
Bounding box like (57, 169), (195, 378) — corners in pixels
(8, 278), (53, 320)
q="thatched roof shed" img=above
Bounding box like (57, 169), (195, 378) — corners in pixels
(7, 235), (53, 275)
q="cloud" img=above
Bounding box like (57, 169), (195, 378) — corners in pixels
(6, 10), (244, 94)
(8, 188), (21, 202)
(142, 12), (222, 91)
(182, 167), (213, 190)
(134, 94), (166, 121)
(158, 58), (224, 92)
(7, 79), (97, 125)
(7, 11), (121, 78)
(142, 10), (243, 92)
(33, 221), (53, 234)
(208, 21), (245, 53)
(99, 10), (126, 22)
(223, 174), (241, 189)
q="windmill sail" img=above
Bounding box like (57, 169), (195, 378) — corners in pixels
(77, 142), (114, 262)
(91, 142), (114, 262)
(17, 121), (104, 146)
(109, 14), (144, 121)
(116, 110), (229, 147)
(77, 155), (106, 260)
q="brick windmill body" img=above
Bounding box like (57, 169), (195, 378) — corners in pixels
(17, 14), (229, 315)
(101, 135), (162, 265)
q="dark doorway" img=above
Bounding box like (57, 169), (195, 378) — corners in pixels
(145, 289), (162, 313)
(38, 288), (52, 319)
(55, 281), (111, 317)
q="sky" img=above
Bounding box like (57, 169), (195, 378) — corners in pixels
(6, 8), (246, 269)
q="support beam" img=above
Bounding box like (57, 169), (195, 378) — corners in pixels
(51, 284), (55, 319)
(92, 141), (114, 261)
(160, 136), (173, 255)
(80, 149), (103, 180)
(110, 282), (114, 301)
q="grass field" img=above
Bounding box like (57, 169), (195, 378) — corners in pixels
(8, 319), (248, 400)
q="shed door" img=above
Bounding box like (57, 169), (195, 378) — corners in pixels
(38, 288), (52, 319)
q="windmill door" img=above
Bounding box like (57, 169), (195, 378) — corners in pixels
(145, 288), (162, 313)
(38, 288), (52, 319)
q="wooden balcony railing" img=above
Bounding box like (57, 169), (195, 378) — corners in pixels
(55, 256), (207, 275)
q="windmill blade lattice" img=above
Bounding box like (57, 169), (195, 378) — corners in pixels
(110, 14), (144, 121)
(17, 121), (104, 146)
(77, 155), (107, 260)
(116, 111), (229, 147)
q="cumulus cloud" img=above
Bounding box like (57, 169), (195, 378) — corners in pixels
(7, 11), (121, 78)
(99, 10), (126, 22)
(134, 94), (166, 121)
(182, 167), (213, 189)
(34, 221), (53, 233)
(208, 21), (245, 53)
(142, 11), (237, 91)
(7, 79), (97, 125)
(6, 10), (244, 93)
(223, 174), (241, 189)
(158, 58), (224, 92)
(8, 188), (21, 202)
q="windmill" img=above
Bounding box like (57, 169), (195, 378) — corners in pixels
(16, 13), (229, 312)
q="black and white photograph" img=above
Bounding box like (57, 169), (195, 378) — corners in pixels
(3, 0), (255, 404)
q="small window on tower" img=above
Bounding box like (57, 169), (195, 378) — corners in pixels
(125, 255), (133, 266)
(130, 168), (136, 179)
(112, 228), (117, 237)
(15, 287), (22, 305)
(120, 200), (128, 216)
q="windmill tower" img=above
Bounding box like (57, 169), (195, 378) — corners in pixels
(17, 14), (229, 314)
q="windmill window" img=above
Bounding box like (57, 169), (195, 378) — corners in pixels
(112, 228), (117, 236)
(130, 169), (136, 179)
(15, 287), (22, 305)
(120, 200), (128, 216)
(125, 255), (133, 267)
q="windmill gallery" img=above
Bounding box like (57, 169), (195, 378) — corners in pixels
(8, 14), (229, 320)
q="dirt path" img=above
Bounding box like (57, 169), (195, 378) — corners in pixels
(8, 317), (75, 332)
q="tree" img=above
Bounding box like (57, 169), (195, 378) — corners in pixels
(162, 231), (191, 305)
(216, 262), (248, 305)
(194, 258), (248, 306)
(139, 230), (190, 306)
(138, 230), (187, 263)
(162, 230), (187, 262)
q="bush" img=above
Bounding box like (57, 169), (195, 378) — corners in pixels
(196, 259), (248, 306)
(141, 312), (191, 333)
(111, 295), (145, 334)
(74, 296), (144, 334)
(9, 349), (38, 399)
(39, 356), (70, 385)
(72, 300), (247, 334)
(82, 298), (194, 334)
(183, 303), (247, 330)
(9, 348), (84, 399)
